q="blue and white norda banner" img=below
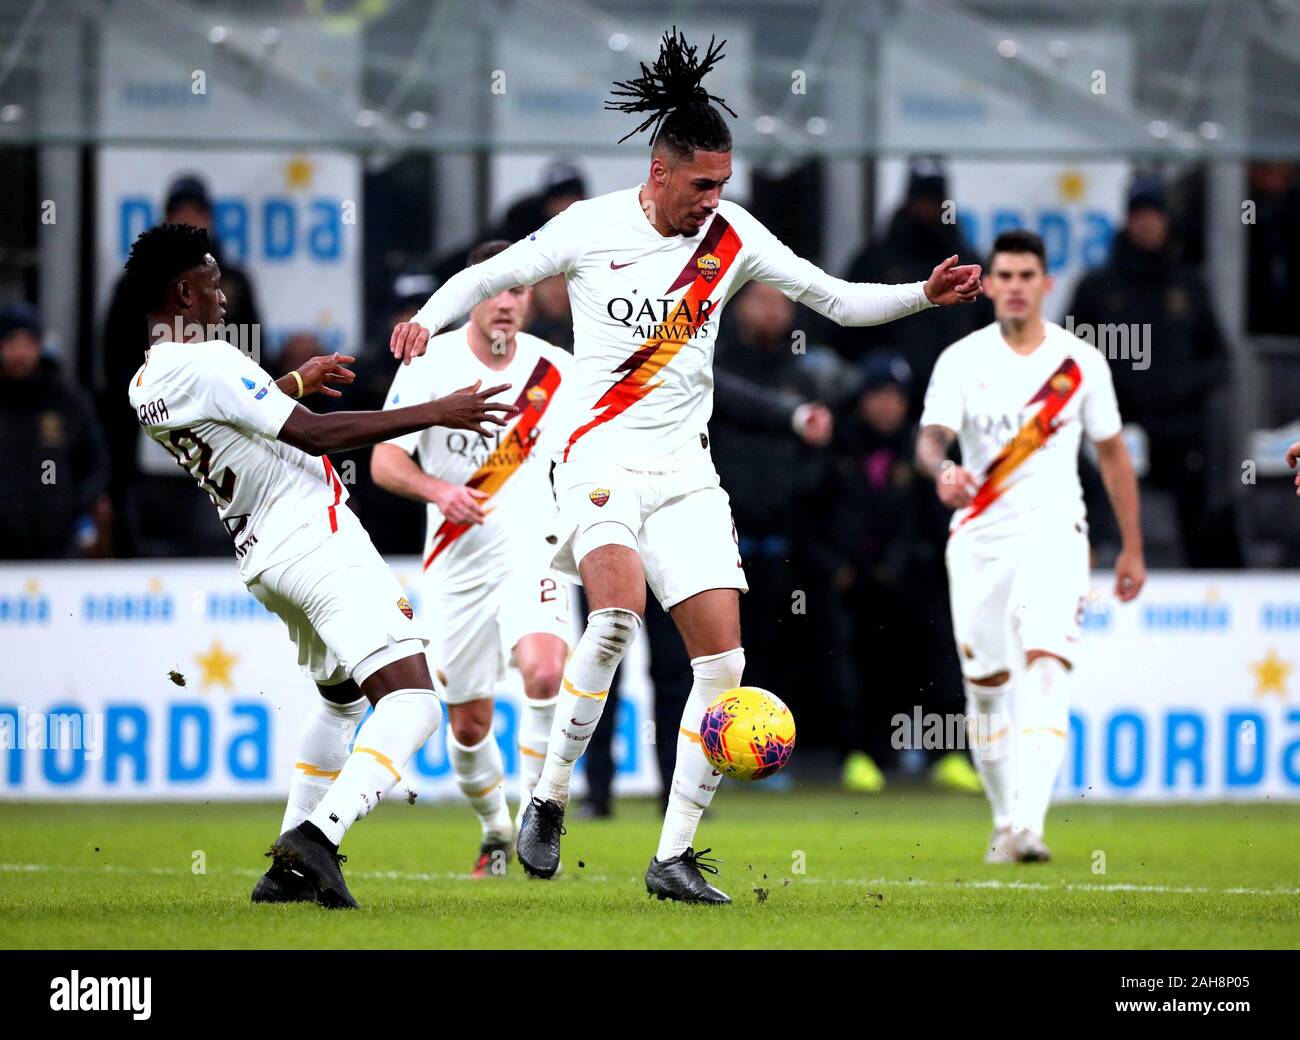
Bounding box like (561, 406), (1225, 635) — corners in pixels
(0, 564), (1297, 801)
(0, 560), (654, 802)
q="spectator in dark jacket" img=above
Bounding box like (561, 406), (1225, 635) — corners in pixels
(0, 304), (111, 559)
(835, 161), (988, 406)
(1069, 178), (1241, 567)
(1245, 162), (1300, 336)
(99, 175), (262, 556)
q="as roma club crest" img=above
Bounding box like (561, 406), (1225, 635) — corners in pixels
(527, 385), (549, 412)
(589, 488), (610, 507)
(397, 597), (414, 620)
(696, 252), (721, 283)
(1050, 372), (1076, 397)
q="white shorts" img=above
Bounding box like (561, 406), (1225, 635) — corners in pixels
(424, 560), (573, 705)
(551, 433), (748, 610)
(248, 506), (426, 686)
(945, 522), (1090, 680)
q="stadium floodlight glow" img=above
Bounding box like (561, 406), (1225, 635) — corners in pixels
(207, 25), (228, 45)
(406, 111), (429, 130)
(0, 104), (23, 123)
(608, 33), (629, 52)
(997, 39), (1018, 59)
(1148, 119), (1170, 139)
(1047, 39), (1070, 60)
(1199, 121), (1221, 141)
(355, 109), (378, 128)
(805, 117), (827, 136)
(755, 115), (776, 134)
(260, 27), (282, 49)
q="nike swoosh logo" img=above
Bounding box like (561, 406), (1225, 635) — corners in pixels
(609, 260), (637, 270)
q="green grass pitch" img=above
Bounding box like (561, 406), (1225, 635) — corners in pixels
(1, 788), (1297, 949)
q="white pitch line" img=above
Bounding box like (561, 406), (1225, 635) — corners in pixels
(2, 862), (1297, 897)
(796, 875), (1300, 897)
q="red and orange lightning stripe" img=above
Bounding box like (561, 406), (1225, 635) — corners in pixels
(562, 215), (742, 461)
(423, 357), (562, 569)
(959, 357), (1083, 527)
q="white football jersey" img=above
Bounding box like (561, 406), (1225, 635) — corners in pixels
(383, 327), (572, 591)
(412, 187), (932, 466)
(128, 340), (347, 580)
(920, 320), (1123, 537)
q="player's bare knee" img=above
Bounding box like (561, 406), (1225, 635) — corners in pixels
(450, 716), (488, 746)
(446, 702), (490, 746)
(522, 659), (565, 700)
(584, 607), (642, 667)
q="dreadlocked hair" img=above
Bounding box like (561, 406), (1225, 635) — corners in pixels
(606, 26), (736, 155)
(123, 223), (213, 310)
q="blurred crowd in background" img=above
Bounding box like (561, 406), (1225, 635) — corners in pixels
(2, 157), (1299, 787)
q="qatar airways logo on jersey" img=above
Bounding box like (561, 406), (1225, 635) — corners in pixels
(445, 425), (540, 467)
(969, 406), (1071, 445)
(606, 296), (717, 340)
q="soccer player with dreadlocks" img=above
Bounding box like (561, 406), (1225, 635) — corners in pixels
(390, 28), (983, 903)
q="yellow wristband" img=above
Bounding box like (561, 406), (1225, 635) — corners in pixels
(290, 370), (304, 398)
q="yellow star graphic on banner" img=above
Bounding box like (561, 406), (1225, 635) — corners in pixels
(1058, 169), (1086, 203)
(195, 639), (239, 690)
(1250, 649), (1292, 698)
(285, 155), (315, 191)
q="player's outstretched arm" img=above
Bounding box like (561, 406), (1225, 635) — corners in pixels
(390, 218), (578, 364)
(279, 381), (515, 457)
(741, 208), (980, 326)
(371, 444), (489, 524)
(916, 424), (977, 510)
(1095, 433), (1146, 601)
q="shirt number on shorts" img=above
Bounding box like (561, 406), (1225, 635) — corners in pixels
(540, 577), (558, 603)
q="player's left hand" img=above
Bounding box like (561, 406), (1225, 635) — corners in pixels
(1113, 547), (1146, 602)
(296, 353), (356, 398)
(924, 255), (983, 306)
(1285, 440), (1300, 495)
(391, 321), (432, 365)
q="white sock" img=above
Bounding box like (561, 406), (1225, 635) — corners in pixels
(280, 693), (369, 834)
(449, 729), (512, 840)
(307, 689), (442, 846)
(656, 648), (745, 861)
(965, 678), (1017, 831)
(518, 694), (557, 809)
(1013, 657), (1070, 835)
(533, 608), (640, 807)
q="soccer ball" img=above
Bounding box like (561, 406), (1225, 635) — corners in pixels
(699, 687), (795, 781)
